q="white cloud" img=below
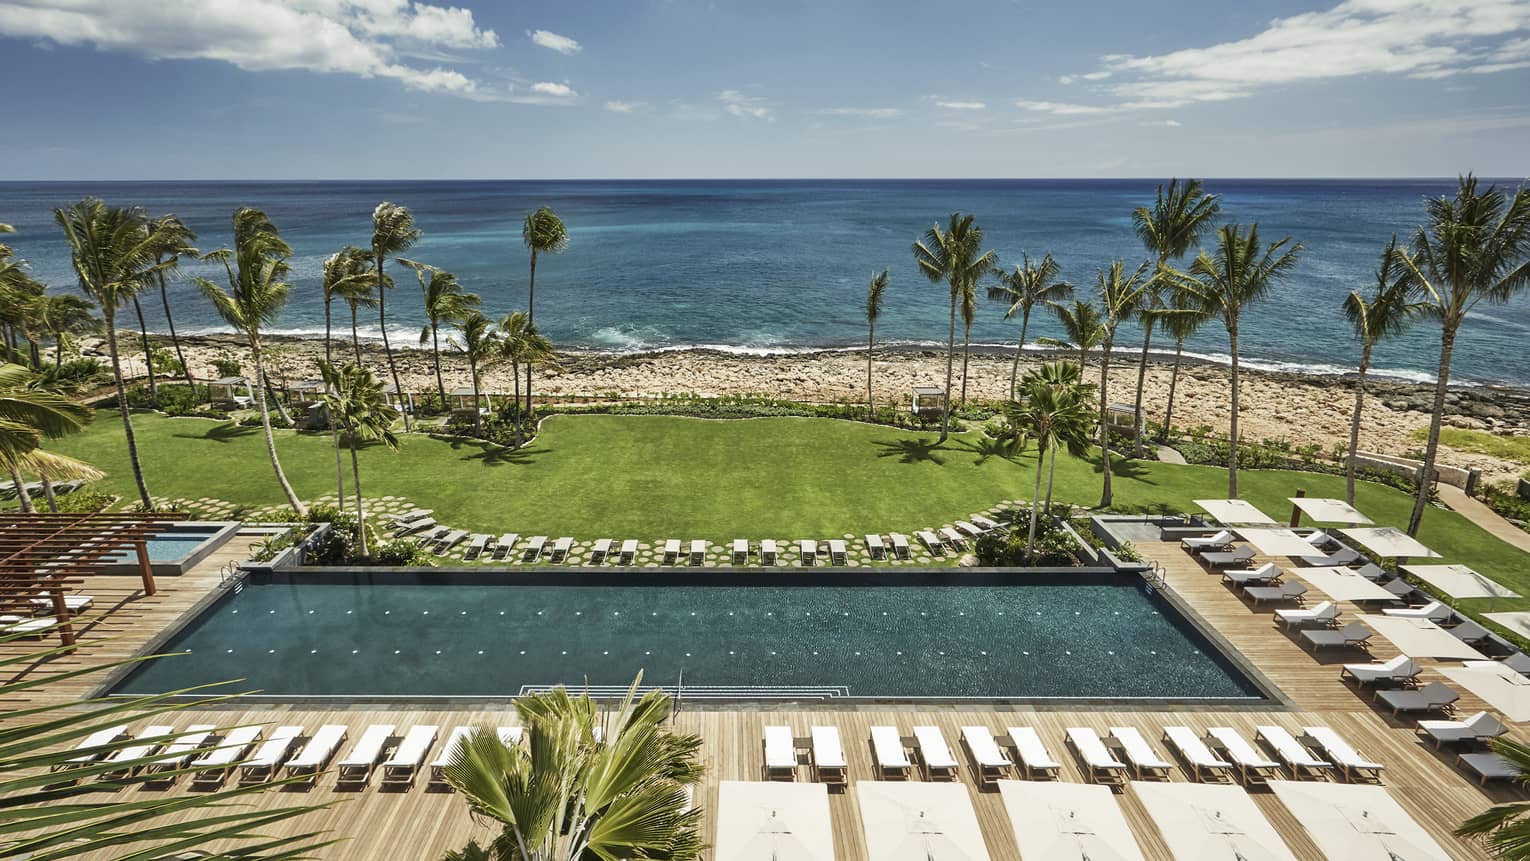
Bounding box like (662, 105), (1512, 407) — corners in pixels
(719, 89), (772, 120)
(1140, 119), (1183, 127)
(530, 81), (575, 97)
(935, 100), (986, 110)
(1014, 99), (1111, 116)
(817, 107), (903, 118)
(528, 28), (581, 54)
(605, 100), (643, 113)
(0, 0), (500, 96)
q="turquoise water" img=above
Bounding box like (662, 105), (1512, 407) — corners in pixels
(113, 572), (1263, 700)
(107, 530), (222, 562)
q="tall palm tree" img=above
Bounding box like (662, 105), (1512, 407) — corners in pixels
(959, 280), (977, 405)
(0, 362), (93, 512)
(321, 246), (373, 367)
(521, 206), (568, 417)
(988, 252), (1072, 397)
(1343, 236), (1424, 505)
(865, 268), (889, 419)
(54, 198), (164, 509)
(371, 201), (421, 432)
(442, 674), (703, 861)
(497, 310), (556, 446)
(1005, 361), (1095, 558)
(31, 293), (97, 369)
(1174, 224), (1303, 496)
(195, 208), (306, 516)
(340, 271), (381, 366)
(913, 213), (997, 443)
(1045, 299), (1105, 373)
(319, 361), (400, 555)
(452, 310), (499, 437)
(1395, 175), (1530, 536)
(1093, 260), (1154, 507)
(1131, 179), (1221, 453)
(402, 258), (479, 409)
(1148, 292), (1208, 443)
(145, 215), (199, 389)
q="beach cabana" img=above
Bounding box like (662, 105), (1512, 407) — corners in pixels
(910, 385), (945, 417)
(1297, 566), (1400, 603)
(1268, 780), (1452, 860)
(382, 382), (414, 414)
(714, 780), (834, 861)
(857, 781), (991, 861)
(1341, 527), (1440, 559)
(1234, 527), (1326, 557)
(286, 379), (326, 406)
(1104, 402), (1137, 429)
(1439, 662), (1530, 722)
(1133, 781), (1298, 861)
(996, 780), (1145, 861)
(1402, 564), (1521, 599)
(1359, 615), (1488, 660)
(207, 376), (254, 408)
(1194, 499), (1278, 525)
(1287, 496), (1373, 526)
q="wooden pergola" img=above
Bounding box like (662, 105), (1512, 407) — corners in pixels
(0, 512), (185, 646)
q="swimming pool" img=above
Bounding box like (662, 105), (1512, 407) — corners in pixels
(111, 571), (1266, 701)
(99, 522), (240, 575)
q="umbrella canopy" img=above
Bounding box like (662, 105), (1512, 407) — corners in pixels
(857, 781), (992, 861)
(1486, 612), (1530, 638)
(1340, 527), (1439, 559)
(1297, 567), (1399, 603)
(1402, 564), (1520, 599)
(1235, 527), (1327, 557)
(997, 780), (1145, 861)
(1268, 780), (1452, 860)
(1288, 497), (1373, 525)
(1359, 615), (1488, 660)
(1134, 781), (1298, 861)
(715, 781), (835, 861)
(1195, 499), (1279, 525)
(1439, 663), (1530, 722)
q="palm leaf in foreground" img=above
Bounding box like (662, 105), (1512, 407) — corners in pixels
(1458, 737), (1530, 859)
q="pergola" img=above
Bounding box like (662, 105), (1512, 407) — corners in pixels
(0, 512), (183, 646)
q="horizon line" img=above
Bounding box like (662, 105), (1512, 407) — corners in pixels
(1, 175), (1521, 184)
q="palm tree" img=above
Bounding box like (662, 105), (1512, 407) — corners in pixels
(1045, 299), (1105, 374)
(319, 361), (400, 555)
(988, 252), (1072, 397)
(372, 201), (421, 432)
(442, 674), (703, 861)
(31, 293), (96, 369)
(1458, 737), (1530, 858)
(1395, 175), (1530, 536)
(497, 310), (556, 446)
(54, 198), (164, 509)
(912, 213), (997, 443)
(959, 280), (977, 405)
(1148, 291), (1208, 443)
(865, 268), (889, 419)
(1006, 361), (1095, 558)
(521, 206), (568, 417)
(340, 271), (380, 366)
(1343, 236), (1424, 504)
(1093, 260), (1154, 507)
(145, 215), (199, 390)
(1174, 224), (1303, 496)
(195, 208), (307, 516)
(321, 246), (373, 367)
(0, 362), (93, 512)
(452, 310), (499, 437)
(402, 258), (480, 409)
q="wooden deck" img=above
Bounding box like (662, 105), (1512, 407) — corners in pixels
(11, 532), (1522, 860)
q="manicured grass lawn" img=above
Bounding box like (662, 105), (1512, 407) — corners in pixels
(1412, 425), (1530, 473)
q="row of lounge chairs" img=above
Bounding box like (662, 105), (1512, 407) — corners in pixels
(2, 592), (97, 637)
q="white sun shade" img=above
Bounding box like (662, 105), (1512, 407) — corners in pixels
(1486, 612), (1530, 639)
(1194, 499), (1279, 525)
(858, 781), (992, 861)
(1359, 615), (1488, 660)
(1297, 566), (1400, 603)
(1340, 527), (1440, 559)
(1288, 497), (1373, 524)
(1402, 564), (1521, 599)
(1133, 781), (1297, 861)
(714, 781), (835, 861)
(1235, 527), (1327, 557)
(1269, 781), (1452, 860)
(1438, 663), (1530, 723)
(997, 780), (1146, 861)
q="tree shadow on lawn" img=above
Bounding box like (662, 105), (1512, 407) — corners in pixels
(950, 435), (1021, 466)
(1089, 453), (1154, 483)
(874, 437), (948, 466)
(443, 437), (543, 467)
(174, 421), (258, 444)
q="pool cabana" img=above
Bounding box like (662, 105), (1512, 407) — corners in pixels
(382, 382), (415, 414)
(910, 385), (945, 417)
(207, 377), (254, 409)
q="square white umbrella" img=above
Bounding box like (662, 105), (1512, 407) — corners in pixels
(1288, 497), (1373, 524)
(1439, 662), (1530, 722)
(1359, 615), (1488, 660)
(1133, 781), (1298, 861)
(714, 781), (835, 861)
(1195, 499), (1279, 525)
(1297, 566), (1399, 603)
(998, 780), (1145, 861)
(857, 781), (991, 861)
(1486, 612), (1530, 638)
(1340, 527), (1440, 559)
(1402, 564), (1521, 599)
(1235, 527), (1326, 557)
(1268, 781), (1452, 860)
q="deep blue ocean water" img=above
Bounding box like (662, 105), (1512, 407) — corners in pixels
(3, 179), (1526, 384)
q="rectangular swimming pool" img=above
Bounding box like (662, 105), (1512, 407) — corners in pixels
(99, 522), (241, 575)
(111, 571), (1266, 701)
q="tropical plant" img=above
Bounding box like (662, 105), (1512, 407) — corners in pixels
(959, 278), (977, 405)
(143, 214), (200, 390)
(1149, 290), (1208, 443)
(865, 268), (889, 419)
(1172, 223), (1303, 496)
(372, 201), (421, 432)
(497, 310), (557, 445)
(451, 310), (499, 437)
(27, 292), (95, 371)
(1457, 737), (1530, 858)
(319, 361), (400, 555)
(1394, 175), (1530, 536)
(1044, 299), (1104, 374)
(54, 198), (165, 509)
(521, 206), (568, 417)
(403, 258), (480, 408)
(441, 674), (703, 861)
(0, 362), (93, 512)
(1092, 260), (1154, 507)
(988, 252), (1072, 397)
(321, 245), (374, 367)
(912, 212), (996, 443)
(195, 207), (307, 516)
(1004, 360), (1095, 558)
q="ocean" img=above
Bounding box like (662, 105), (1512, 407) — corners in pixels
(2, 178), (1525, 385)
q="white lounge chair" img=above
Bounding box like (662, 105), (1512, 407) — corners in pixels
(1304, 530), (1333, 549)
(1205, 728), (1281, 784)
(971, 514), (1000, 531)
(1066, 727), (1127, 784)
(1341, 654), (1421, 688)
(491, 533), (518, 560)
(1460, 752), (1520, 785)
(396, 518), (437, 537)
(916, 530), (943, 555)
(1382, 600), (1451, 623)
(414, 525), (449, 545)
(382, 725), (438, 786)
(1275, 601), (1339, 629)
(760, 539), (778, 565)
(29, 594), (93, 614)
(551, 536), (573, 562)
(1163, 726), (1234, 782)
(191, 725), (264, 787)
(889, 533), (911, 559)
(433, 529), (468, 556)
(960, 726), (1011, 786)
(1006, 727), (1061, 779)
(335, 724), (395, 786)
(688, 539), (706, 565)
(1376, 681), (1459, 716)
(763, 725), (796, 780)
(731, 539), (749, 564)
(798, 539), (817, 565)
(662, 539), (681, 564)
(810, 725), (847, 785)
(913, 725), (959, 781)
(591, 538), (613, 564)
(99, 725), (176, 781)
(1244, 582), (1308, 605)
(1255, 725), (1331, 780)
(284, 724), (348, 784)
(1222, 562), (1281, 586)
(523, 536), (548, 562)
(1110, 726), (1173, 780)
(870, 726), (912, 778)
(1300, 546), (1361, 566)
(1, 615), (55, 638)
(390, 509), (431, 527)
(1303, 726), (1384, 782)
(239, 726), (303, 782)
(954, 521), (983, 539)
(938, 526), (967, 549)
(619, 539), (638, 564)
(1182, 529), (1235, 551)
(1419, 711), (1509, 749)
(1301, 621), (1373, 651)
(462, 534), (491, 560)
(52, 724), (128, 772)
(498, 726), (524, 747)
(1201, 546), (1255, 568)
(143, 724), (217, 780)
(828, 539), (848, 566)
(865, 534), (885, 559)
(430, 726), (475, 785)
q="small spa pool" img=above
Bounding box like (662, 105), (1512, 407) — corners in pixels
(112, 570), (1265, 701)
(100, 522), (241, 576)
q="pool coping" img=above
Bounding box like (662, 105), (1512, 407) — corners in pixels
(93, 520), (243, 576)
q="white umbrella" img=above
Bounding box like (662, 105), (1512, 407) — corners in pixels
(1340, 527), (1440, 559)
(1134, 782), (1298, 861)
(1439, 663), (1530, 722)
(1195, 499), (1279, 525)
(1268, 780), (1452, 860)
(1235, 527), (1327, 557)
(714, 781), (835, 861)
(998, 781), (1144, 861)
(1402, 564), (1520, 599)
(858, 781), (991, 861)
(1288, 497), (1373, 525)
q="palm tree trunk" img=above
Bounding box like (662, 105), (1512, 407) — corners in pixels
(250, 336), (305, 517)
(8, 463), (33, 514)
(940, 292), (956, 444)
(1009, 310), (1030, 399)
(131, 294), (158, 407)
(1162, 338), (1184, 442)
(323, 298), (333, 368)
(350, 307), (363, 365)
(1044, 446), (1059, 513)
(159, 270), (194, 390)
(470, 359), (482, 437)
(1026, 446), (1045, 559)
(332, 425), (346, 515)
(39, 474), (57, 512)
(960, 320), (972, 406)
(1098, 332), (1114, 508)
(54, 337), (62, 370)
(27, 339), (39, 370)
(1408, 325), (1456, 536)
(431, 323), (447, 409)
(512, 361), (523, 447)
(106, 317), (152, 509)
(1131, 323), (1153, 456)
(1227, 324), (1241, 498)
(526, 251), (538, 418)
(866, 320), (875, 420)
(376, 253), (410, 432)
(1345, 341), (1374, 505)
(350, 437), (367, 556)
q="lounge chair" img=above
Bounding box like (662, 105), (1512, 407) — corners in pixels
(30, 594), (93, 614)
(760, 539), (778, 565)
(1300, 547), (1361, 566)
(389, 509), (431, 527)
(1340, 654), (1421, 688)
(1353, 562), (1387, 581)
(491, 534), (519, 560)
(799, 539), (817, 566)
(954, 521), (984, 539)
(1205, 728), (1281, 785)
(1382, 578), (1421, 601)
(1163, 726), (1234, 782)
(551, 537), (573, 562)
(662, 539), (681, 564)
(828, 540), (848, 566)
(52, 724), (129, 772)
(913, 725), (959, 781)
(1006, 726), (1061, 779)
(763, 725), (796, 780)
(889, 533), (911, 559)
(960, 726), (1011, 786)
(1222, 562), (1281, 586)
(414, 525), (449, 545)
(731, 539), (748, 564)
(99, 725), (176, 781)
(1419, 711), (1508, 749)
(1066, 727), (1127, 784)
(1301, 621), (1373, 651)
(1, 616), (55, 638)
(1305, 530), (1334, 549)
(810, 725), (847, 785)
(462, 534), (491, 561)
(1502, 652), (1530, 676)
(1460, 752), (1519, 785)
(688, 539), (707, 565)
(938, 526), (967, 549)
(1376, 681), (1459, 716)
(870, 726), (912, 778)
(284, 724), (348, 784)
(619, 539), (638, 564)
(865, 534), (885, 559)
(1275, 601), (1339, 629)
(1201, 546), (1256, 568)
(396, 517), (437, 537)
(143, 724), (217, 780)
(1182, 529), (1235, 552)
(433, 530), (468, 556)
(499, 726), (524, 747)
(336, 724), (396, 786)
(591, 538), (612, 564)
(191, 725), (263, 787)
(1255, 725), (1331, 780)
(429, 726), (474, 786)
(1244, 582), (1308, 606)
(1451, 619), (1492, 645)
(1303, 726), (1384, 782)
(971, 514), (1000, 531)
(916, 530), (943, 555)
(381, 725), (438, 787)
(1109, 726), (1173, 780)
(523, 536), (548, 562)
(239, 726), (303, 782)
(1382, 600), (1452, 623)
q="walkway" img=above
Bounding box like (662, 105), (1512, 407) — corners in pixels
(1439, 484), (1530, 555)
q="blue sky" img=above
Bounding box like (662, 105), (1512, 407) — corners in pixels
(1, 0), (1528, 179)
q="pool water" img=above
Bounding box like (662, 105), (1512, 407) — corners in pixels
(113, 572), (1263, 700)
(106, 528), (228, 562)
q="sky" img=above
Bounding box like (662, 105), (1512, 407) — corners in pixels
(0, 0), (1528, 179)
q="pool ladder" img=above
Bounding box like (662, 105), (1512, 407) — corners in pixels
(219, 561), (248, 592)
(1143, 560), (1168, 591)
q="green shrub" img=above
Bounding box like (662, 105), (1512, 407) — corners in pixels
(374, 538), (436, 567)
(973, 508), (1085, 566)
(211, 354), (242, 377)
(54, 489), (115, 513)
(150, 347), (183, 377)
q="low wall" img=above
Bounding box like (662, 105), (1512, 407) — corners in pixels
(1355, 450), (1479, 494)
